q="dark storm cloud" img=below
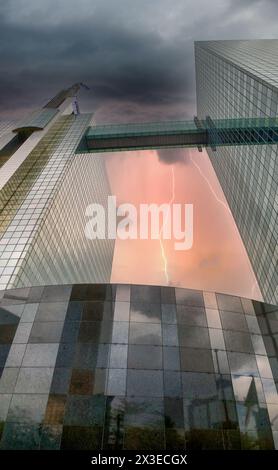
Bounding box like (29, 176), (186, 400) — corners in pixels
(0, 0), (278, 121)
(0, 2), (193, 120)
(157, 148), (189, 165)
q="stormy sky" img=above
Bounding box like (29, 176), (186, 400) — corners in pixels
(1, 0), (278, 121)
(1, 0), (275, 298)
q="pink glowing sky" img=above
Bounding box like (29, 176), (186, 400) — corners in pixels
(102, 148), (262, 301)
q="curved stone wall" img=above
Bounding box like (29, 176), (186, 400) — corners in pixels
(0, 283), (277, 450)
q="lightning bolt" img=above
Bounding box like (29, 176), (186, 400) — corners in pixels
(159, 166), (176, 284)
(189, 154), (231, 214)
(191, 152), (263, 301)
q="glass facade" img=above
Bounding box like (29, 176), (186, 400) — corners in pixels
(195, 40), (278, 305)
(0, 283), (277, 450)
(0, 121), (18, 140)
(0, 112), (114, 290)
(13, 108), (58, 133)
(17, 152), (114, 287)
(85, 117), (278, 152)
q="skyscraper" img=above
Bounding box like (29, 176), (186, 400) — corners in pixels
(0, 44), (277, 451)
(195, 40), (278, 305)
(0, 85), (114, 291)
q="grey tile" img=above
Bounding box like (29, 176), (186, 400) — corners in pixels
(205, 308), (222, 328)
(180, 348), (214, 373)
(13, 323), (32, 343)
(64, 395), (105, 426)
(93, 368), (107, 395)
(131, 285), (161, 303)
(182, 372), (217, 399)
(28, 286), (44, 302)
(115, 285), (130, 302)
(161, 287), (176, 304)
(203, 292), (218, 309)
(7, 394), (48, 423)
(163, 347), (180, 370)
(113, 302), (130, 321)
(209, 328), (226, 350)
(261, 379), (278, 404)
(50, 368), (71, 395)
(161, 304), (177, 324)
(70, 284), (112, 301)
(178, 325), (210, 349)
(212, 350), (230, 374)
(73, 343), (98, 369)
(29, 322), (63, 343)
(251, 335), (267, 355)
(256, 356), (273, 379)
(164, 371), (182, 397)
(111, 322), (129, 344)
(125, 396), (164, 427)
(268, 404), (278, 431)
(65, 301), (83, 321)
(162, 324), (179, 346)
(109, 344), (128, 368)
(128, 345), (162, 369)
(99, 321), (113, 343)
(20, 303), (39, 323)
(77, 321), (112, 343)
(224, 330), (254, 353)
(35, 302), (67, 322)
(82, 301), (106, 321)
(129, 322), (162, 345)
(228, 351), (259, 376)
(56, 343), (75, 367)
(107, 368), (126, 396)
(5, 344), (26, 367)
(130, 302), (161, 323)
(96, 344), (110, 368)
(41, 285), (72, 302)
(216, 293), (243, 313)
(0, 393), (12, 420)
(0, 367), (19, 393)
(220, 310), (248, 332)
(60, 321), (79, 343)
(15, 367), (54, 393)
(22, 343), (59, 367)
(177, 305), (207, 327)
(241, 298), (256, 316)
(127, 370), (163, 397)
(175, 288), (204, 307)
(246, 315), (261, 334)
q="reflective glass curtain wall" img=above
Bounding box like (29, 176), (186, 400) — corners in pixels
(0, 284), (277, 450)
(195, 40), (278, 305)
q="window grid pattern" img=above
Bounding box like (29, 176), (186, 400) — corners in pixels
(13, 108), (58, 133)
(0, 121), (18, 140)
(0, 284), (277, 450)
(195, 40), (278, 305)
(0, 114), (92, 291)
(16, 153), (114, 288)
